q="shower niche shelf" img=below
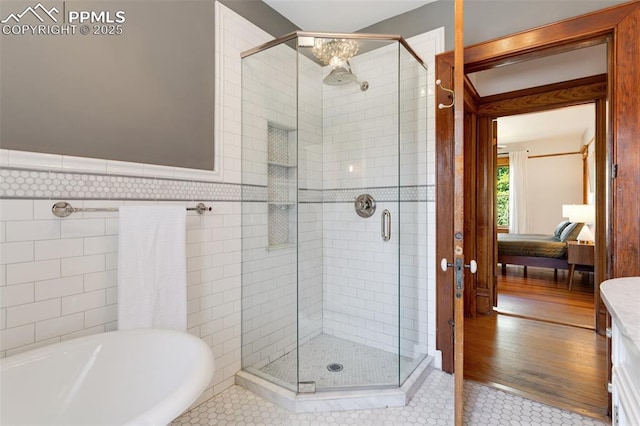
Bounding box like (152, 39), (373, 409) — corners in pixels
(267, 124), (296, 249)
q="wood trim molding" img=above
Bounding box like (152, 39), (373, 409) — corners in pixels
(496, 156), (509, 167)
(528, 152), (582, 159)
(463, 75), (481, 112)
(435, 52), (455, 374)
(461, 2), (638, 73)
(479, 74), (606, 104)
(436, 0), (640, 374)
(478, 75), (607, 117)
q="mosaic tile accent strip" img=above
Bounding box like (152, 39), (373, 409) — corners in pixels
(0, 168), (435, 203)
(172, 369), (607, 425)
(400, 185), (432, 202)
(242, 184), (268, 202)
(298, 188), (322, 203)
(322, 187), (398, 203)
(0, 168), (241, 201)
(247, 186), (435, 204)
(321, 185), (434, 203)
(259, 333), (423, 388)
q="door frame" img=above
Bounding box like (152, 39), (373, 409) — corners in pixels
(436, 0), (640, 373)
(472, 74), (607, 316)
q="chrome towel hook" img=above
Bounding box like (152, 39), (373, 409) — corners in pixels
(435, 79), (455, 109)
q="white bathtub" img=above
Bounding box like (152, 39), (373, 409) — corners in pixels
(0, 329), (215, 426)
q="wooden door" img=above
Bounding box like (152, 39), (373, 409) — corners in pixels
(452, 1), (465, 423)
(436, 2), (640, 374)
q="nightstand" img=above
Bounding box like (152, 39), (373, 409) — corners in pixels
(566, 240), (595, 290)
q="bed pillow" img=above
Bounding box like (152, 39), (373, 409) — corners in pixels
(553, 220), (571, 239)
(559, 222), (584, 242)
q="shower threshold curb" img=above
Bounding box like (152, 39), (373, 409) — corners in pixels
(235, 356), (434, 413)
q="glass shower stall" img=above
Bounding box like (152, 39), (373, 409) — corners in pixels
(240, 32), (430, 407)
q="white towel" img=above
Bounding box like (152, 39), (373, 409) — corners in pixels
(117, 206), (187, 331)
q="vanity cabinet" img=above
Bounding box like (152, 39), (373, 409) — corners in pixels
(601, 277), (640, 425)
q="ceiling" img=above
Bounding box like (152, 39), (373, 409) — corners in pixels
(468, 45), (607, 98)
(262, 0), (437, 32)
(497, 104), (595, 149)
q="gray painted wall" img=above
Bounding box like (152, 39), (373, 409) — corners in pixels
(219, 0), (297, 36)
(1, 1), (216, 170)
(1, 0), (629, 170)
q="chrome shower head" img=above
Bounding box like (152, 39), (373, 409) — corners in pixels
(323, 64), (357, 86)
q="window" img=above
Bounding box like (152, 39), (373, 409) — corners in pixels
(496, 157), (510, 229)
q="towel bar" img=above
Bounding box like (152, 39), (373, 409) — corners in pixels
(51, 201), (211, 218)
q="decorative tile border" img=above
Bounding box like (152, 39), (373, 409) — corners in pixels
(0, 168), (240, 201)
(241, 184), (267, 202)
(319, 186), (434, 203)
(298, 189), (323, 203)
(0, 168), (435, 203)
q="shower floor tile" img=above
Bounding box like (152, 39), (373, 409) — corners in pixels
(259, 333), (423, 389)
(172, 369), (607, 425)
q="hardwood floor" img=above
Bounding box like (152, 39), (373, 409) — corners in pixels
(496, 265), (595, 329)
(464, 266), (608, 421)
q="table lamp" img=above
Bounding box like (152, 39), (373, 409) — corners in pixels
(562, 204), (595, 244)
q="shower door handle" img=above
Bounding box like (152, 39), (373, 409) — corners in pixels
(381, 209), (391, 242)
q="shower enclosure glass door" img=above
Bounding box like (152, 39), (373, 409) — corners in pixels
(241, 32), (428, 394)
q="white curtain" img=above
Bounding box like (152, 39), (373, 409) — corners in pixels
(508, 151), (529, 234)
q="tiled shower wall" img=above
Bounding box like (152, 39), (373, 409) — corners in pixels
(0, 3), (271, 405)
(241, 29), (443, 375)
(321, 37), (438, 358)
(241, 40), (325, 377)
(1, 3), (444, 412)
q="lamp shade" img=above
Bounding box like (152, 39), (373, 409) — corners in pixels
(562, 204), (595, 223)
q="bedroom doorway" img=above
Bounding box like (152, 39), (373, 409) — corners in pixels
(435, 29), (610, 421)
(435, 1), (640, 420)
(454, 48), (608, 420)
(492, 103), (598, 330)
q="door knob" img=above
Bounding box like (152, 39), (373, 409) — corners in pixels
(440, 258), (477, 273)
(440, 258), (454, 272)
(466, 260), (478, 274)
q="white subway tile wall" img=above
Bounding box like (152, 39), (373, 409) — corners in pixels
(240, 36), (302, 378)
(0, 198), (243, 402)
(0, 4), (271, 406)
(0, 3), (443, 415)
(240, 24), (443, 384)
(407, 28), (444, 361)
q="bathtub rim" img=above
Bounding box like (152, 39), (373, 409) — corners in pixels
(0, 328), (215, 426)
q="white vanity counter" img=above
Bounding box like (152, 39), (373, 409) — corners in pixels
(601, 277), (640, 426)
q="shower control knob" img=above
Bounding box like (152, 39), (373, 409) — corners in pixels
(354, 194), (376, 218)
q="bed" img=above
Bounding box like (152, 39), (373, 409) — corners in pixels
(497, 221), (584, 277)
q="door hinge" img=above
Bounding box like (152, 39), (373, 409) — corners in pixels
(613, 404), (619, 425)
(612, 163), (618, 178)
